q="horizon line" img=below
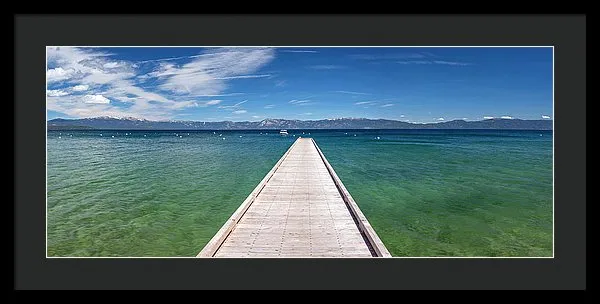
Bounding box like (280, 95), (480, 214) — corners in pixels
(47, 116), (553, 123)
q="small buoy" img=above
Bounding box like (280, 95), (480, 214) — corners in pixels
(144, 135), (146, 137)
(213, 132), (216, 134)
(100, 134), (103, 136)
(222, 137), (225, 140)
(376, 136), (380, 140)
(354, 134), (356, 136)
(187, 133), (189, 136)
(219, 134), (222, 137)
(345, 132), (348, 135)
(180, 136), (182, 138)
(58, 136), (61, 139)
(112, 135), (114, 138)
(540, 134), (543, 136)
(239, 135), (242, 138)
(70, 135), (72, 137)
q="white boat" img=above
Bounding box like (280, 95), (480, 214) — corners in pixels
(279, 129), (289, 135)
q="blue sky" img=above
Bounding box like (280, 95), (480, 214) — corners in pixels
(47, 47), (553, 123)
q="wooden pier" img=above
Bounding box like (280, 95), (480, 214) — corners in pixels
(197, 137), (391, 257)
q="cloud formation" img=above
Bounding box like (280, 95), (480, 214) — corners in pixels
(308, 65), (344, 70)
(333, 90), (370, 95)
(280, 50), (318, 53)
(47, 89), (69, 97)
(204, 100), (222, 106)
(354, 101), (377, 105)
(47, 47), (273, 120)
(219, 100), (247, 109)
(289, 99), (312, 105)
(83, 94), (111, 104)
(397, 60), (471, 66)
(501, 116), (513, 119)
(351, 52), (471, 66)
(153, 48), (275, 95)
(47, 67), (76, 83)
(71, 84), (89, 91)
(542, 115), (551, 119)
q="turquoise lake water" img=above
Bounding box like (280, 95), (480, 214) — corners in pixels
(47, 129), (553, 257)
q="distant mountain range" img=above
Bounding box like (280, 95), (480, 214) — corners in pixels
(47, 116), (553, 130)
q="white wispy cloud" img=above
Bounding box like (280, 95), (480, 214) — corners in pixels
(352, 52), (471, 66)
(289, 99), (311, 105)
(103, 61), (124, 69)
(199, 100), (222, 106)
(400, 115), (405, 118)
(155, 47), (275, 95)
(308, 65), (344, 70)
(46, 67), (76, 83)
(354, 101), (377, 105)
(397, 60), (471, 66)
(47, 47), (136, 86)
(213, 74), (271, 80)
(280, 50), (318, 53)
(252, 115), (262, 119)
(233, 110), (247, 114)
(136, 54), (207, 64)
(484, 116), (494, 119)
(71, 84), (89, 92)
(333, 90), (370, 95)
(106, 80), (171, 103)
(46, 47), (268, 120)
(219, 100), (248, 109)
(350, 53), (426, 60)
(432, 60), (471, 66)
(187, 93), (245, 97)
(396, 61), (432, 65)
(275, 80), (286, 87)
(82, 94), (110, 104)
(264, 104), (275, 109)
(501, 115), (513, 119)
(46, 89), (69, 97)
(381, 103), (394, 107)
(437, 117), (445, 121)
(542, 115), (551, 119)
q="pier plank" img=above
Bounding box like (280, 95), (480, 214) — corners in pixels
(198, 137), (391, 257)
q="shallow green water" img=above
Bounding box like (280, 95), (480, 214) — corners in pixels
(47, 129), (552, 257)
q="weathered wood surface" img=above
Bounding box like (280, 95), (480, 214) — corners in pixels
(198, 137), (391, 257)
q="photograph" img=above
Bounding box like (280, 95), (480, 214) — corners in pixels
(46, 46), (553, 258)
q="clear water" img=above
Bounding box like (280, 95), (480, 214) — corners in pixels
(47, 129), (553, 257)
